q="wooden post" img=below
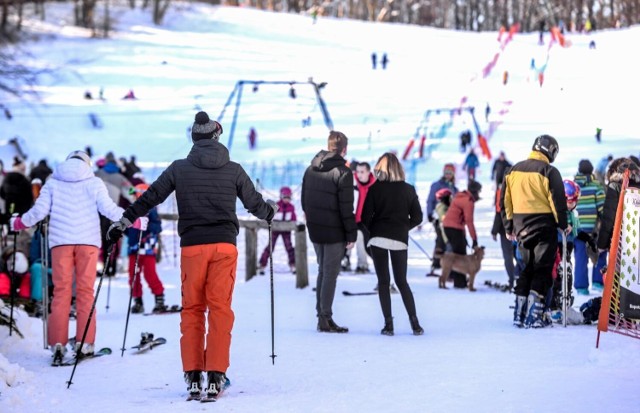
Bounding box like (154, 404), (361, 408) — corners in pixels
(294, 224), (309, 289)
(245, 227), (257, 281)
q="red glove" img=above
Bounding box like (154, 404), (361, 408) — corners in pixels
(10, 215), (28, 232)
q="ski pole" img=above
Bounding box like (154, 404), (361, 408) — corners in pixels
(121, 230), (144, 357)
(409, 234), (432, 261)
(268, 221), (277, 365)
(67, 244), (115, 389)
(9, 231), (17, 336)
(40, 220), (50, 349)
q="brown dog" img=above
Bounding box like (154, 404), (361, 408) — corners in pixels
(438, 246), (485, 292)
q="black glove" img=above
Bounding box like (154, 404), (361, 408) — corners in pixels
(265, 199), (279, 223)
(472, 239), (478, 249)
(427, 215), (434, 223)
(106, 217), (131, 247)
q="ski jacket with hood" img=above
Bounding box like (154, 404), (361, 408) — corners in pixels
(500, 151), (568, 238)
(301, 150), (357, 244)
(21, 158), (124, 248)
(123, 139), (273, 247)
(442, 190), (478, 242)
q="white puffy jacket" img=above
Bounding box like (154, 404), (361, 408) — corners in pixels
(21, 158), (124, 248)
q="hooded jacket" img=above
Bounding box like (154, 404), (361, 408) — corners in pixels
(573, 173), (605, 234)
(596, 170), (640, 250)
(301, 150), (357, 244)
(442, 190), (478, 241)
(21, 158), (124, 248)
(123, 139), (273, 247)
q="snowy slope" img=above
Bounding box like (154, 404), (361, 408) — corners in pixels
(1, 3), (640, 413)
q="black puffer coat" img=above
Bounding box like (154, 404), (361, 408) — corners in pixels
(123, 139), (273, 247)
(301, 150), (357, 244)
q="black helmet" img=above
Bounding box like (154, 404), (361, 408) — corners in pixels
(532, 134), (559, 163)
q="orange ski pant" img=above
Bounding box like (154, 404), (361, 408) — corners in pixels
(180, 243), (237, 373)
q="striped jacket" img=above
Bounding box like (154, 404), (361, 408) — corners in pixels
(573, 173), (605, 234)
(500, 151), (568, 237)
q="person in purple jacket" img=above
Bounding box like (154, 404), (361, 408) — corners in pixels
(259, 186), (297, 274)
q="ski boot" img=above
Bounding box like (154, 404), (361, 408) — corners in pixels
(202, 371), (230, 402)
(258, 266), (266, 275)
(513, 295), (527, 328)
(409, 315), (424, 336)
(51, 343), (66, 366)
(524, 291), (546, 328)
(185, 370), (203, 401)
(75, 342), (95, 358)
(131, 297), (144, 314)
(152, 294), (167, 313)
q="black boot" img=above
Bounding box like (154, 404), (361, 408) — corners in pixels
(317, 316), (349, 333)
(409, 315), (424, 336)
(131, 297), (144, 314)
(513, 295), (527, 328)
(381, 317), (394, 336)
(184, 370), (203, 401)
(153, 294), (167, 313)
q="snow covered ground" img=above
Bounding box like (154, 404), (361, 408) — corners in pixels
(1, 3), (640, 412)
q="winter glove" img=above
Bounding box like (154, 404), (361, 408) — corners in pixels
(427, 215), (434, 224)
(472, 239), (478, 249)
(106, 217), (132, 246)
(132, 217), (149, 231)
(265, 199), (279, 223)
(10, 214), (27, 232)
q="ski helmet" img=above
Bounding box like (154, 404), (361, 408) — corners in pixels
(435, 188), (452, 201)
(280, 186), (292, 199)
(66, 150), (92, 166)
(532, 135), (559, 163)
(563, 179), (580, 204)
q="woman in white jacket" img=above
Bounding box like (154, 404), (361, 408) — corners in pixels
(12, 150), (123, 361)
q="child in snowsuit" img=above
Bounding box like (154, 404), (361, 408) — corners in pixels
(259, 186), (296, 274)
(126, 183), (165, 314)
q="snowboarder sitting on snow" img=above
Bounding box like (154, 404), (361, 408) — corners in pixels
(258, 186), (297, 275)
(126, 183), (166, 314)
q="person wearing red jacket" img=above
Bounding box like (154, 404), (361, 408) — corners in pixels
(353, 162), (375, 273)
(442, 180), (482, 288)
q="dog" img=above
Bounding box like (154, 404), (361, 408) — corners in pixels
(438, 246), (485, 292)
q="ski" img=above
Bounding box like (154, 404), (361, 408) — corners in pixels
(132, 337), (167, 353)
(200, 377), (231, 403)
(144, 304), (182, 316)
(342, 290), (377, 296)
(60, 347), (112, 366)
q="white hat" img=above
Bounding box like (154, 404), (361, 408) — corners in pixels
(8, 251), (28, 274)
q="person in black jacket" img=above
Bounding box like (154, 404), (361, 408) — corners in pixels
(106, 111), (277, 401)
(29, 159), (53, 183)
(501, 135), (568, 329)
(361, 152), (424, 336)
(491, 151), (512, 186)
(301, 131), (357, 333)
(0, 157), (33, 222)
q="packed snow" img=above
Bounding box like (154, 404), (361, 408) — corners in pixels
(1, 3), (640, 412)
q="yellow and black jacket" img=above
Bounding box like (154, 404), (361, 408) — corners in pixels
(500, 151), (568, 237)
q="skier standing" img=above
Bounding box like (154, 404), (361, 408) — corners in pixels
(10, 150), (124, 361)
(501, 135), (568, 328)
(258, 186), (297, 274)
(106, 111), (277, 401)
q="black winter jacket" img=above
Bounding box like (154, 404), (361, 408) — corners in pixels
(123, 139), (273, 247)
(301, 150), (357, 244)
(361, 181), (423, 244)
(596, 171), (640, 250)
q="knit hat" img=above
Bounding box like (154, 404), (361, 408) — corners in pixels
(443, 163), (456, 175)
(192, 111), (223, 142)
(578, 159), (593, 175)
(468, 180), (482, 201)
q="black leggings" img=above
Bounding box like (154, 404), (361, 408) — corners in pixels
(370, 246), (417, 319)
